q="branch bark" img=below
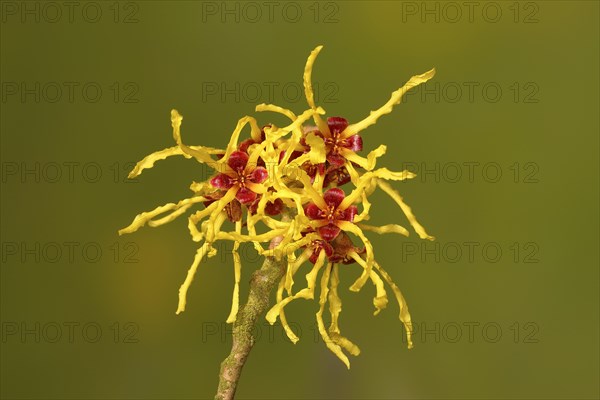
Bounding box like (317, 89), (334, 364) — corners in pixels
(214, 255), (286, 400)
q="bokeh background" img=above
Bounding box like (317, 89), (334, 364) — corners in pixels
(1, 1), (598, 399)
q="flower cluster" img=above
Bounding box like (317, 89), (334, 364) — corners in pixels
(119, 45), (435, 368)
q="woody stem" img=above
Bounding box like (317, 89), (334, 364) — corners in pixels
(214, 246), (287, 400)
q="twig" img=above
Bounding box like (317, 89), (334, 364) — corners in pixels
(214, 255), (286, 400)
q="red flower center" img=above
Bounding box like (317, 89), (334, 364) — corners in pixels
(304, 187), (358, 241)
(210, 150), (268, 204)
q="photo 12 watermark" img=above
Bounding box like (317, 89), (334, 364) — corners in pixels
(1, 241), (140, 265)
(1, 321), (140, 344)
(1, 161), (141, 184)
(397, 161), (540, 184)
(1, 81), (140, 104)
(397, 241), (540, 264)
(1, 2), (140, 24)
(404, 321), (540, 344)
(200, 1), (340, 24)
(201, 81), (339, 104)
(398, 1), (540, 24)
(401, 81), (540, 104)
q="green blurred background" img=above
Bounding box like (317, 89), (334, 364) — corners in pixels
(1, 1), (598, 399)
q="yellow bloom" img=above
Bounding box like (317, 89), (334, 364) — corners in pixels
(119, 44), (435, 368)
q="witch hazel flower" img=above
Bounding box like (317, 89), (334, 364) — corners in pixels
(210, 150), (268, 204)
(305, 187), (358, 241)
(119, 44), (437, 376)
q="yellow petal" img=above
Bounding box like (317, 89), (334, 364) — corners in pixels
(369, 269), (389, 316)
(245, 181), (267, 195)
(329, 333), (361, 357)
(128, 146), (186, 178)
(304, 132), (327, 164)
(216, 228), (286, 244)
(267, 107), (325, 141)
(265, 250), (326, 324)
(328, 264), (342, 333)
(189, 180), (215, 195)
(297, 170), (328, 209)
(375, 167), (417, 181)
(342, 68), (436, 138)
(286, 248), (311, 295)
(329, 264), (363, 357)
(187, 187), (237, 242)
(128, 145), (224, 179)
(316, 263), (351, 368)
(205, 187), (238, 243)
(376, 180), (434, 240)
(345, 161), (361, 185)
(337, 222), (375, 292)
(352, 192), (371, 224)
(275, 277), (300, 344)
(374, 262), (414, 349)
(303, 45), (329, 134)
(171, 109), (215, 164)
(226, 220), (243, 323)
(218, 116), (258, 164)
(347, 250), (373, 293)
(358, 223), (410, 237)
(255, 103), (297, 121)
(341, 145), (387, 171)
(176, 241), (212, 314)
(246, 141), (267, 173)
(118, 196), (207, 235)
(247, 115), (263, 142)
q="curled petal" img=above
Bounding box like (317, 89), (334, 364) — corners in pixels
(210, 174), (235, 189)
(236, 187), (257, 204)
(304, 132), (327, 164)
(176, 242), (212, 314)
(327, 116), (349, 134)
(305, 203), (323, 220)
(265, 250), (327, 324)
(377, 180), (434, 240)
(340, 145), (386, 171)
(127, 145), (216, 179)
(228, 150), (249, 172)
(374, 262), (414, 349)
(344, 135), (363, 152)
(358, 223), (409, 237)
(342, 68), (436, 138)
(118, 196), (208, 235)
(319, 224), (341, 241)
(249, 167), (268, 183)
(225, 220), (243, 323)
(343, 205), (358, 222)
(323, 187), (345, 208)
(316, 264), (351, 368)
(303, 45), (329, 134)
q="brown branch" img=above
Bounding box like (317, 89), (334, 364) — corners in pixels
(214, 255), (286, 400)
